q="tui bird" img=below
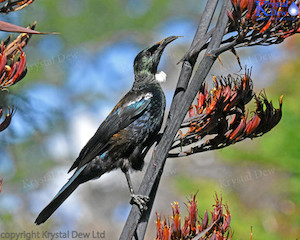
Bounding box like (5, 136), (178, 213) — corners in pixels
(35, 36), (178, 225)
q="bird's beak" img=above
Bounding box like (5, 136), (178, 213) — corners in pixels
(156, 36), (180, 51)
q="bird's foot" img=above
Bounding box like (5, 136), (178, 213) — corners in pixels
(130, 194), (149, 212)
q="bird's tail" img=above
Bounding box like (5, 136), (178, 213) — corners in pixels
(35, 165), (86, 225)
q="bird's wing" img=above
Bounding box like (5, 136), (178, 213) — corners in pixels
(68, 91), (153, 173)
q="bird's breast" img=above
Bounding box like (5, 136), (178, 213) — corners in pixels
(127, 87), (165, 142)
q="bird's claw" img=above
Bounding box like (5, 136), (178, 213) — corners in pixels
(130, 194), (149, 211)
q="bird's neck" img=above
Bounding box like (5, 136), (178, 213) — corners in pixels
(134, 69), (154, 79)
(133, 70), (156, 89)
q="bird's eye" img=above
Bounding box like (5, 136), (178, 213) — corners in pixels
(146, 51), (151, 57)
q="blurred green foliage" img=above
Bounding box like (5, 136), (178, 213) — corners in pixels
(26, 0), (172, 45)
(222, 54), (300, 237)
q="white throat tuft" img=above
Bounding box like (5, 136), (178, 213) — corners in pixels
(155, 71), (167, 83)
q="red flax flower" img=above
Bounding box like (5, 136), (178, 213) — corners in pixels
(155, 193), (232, 240)
(227, 0), (300, 45)
(0, 23), (36, 132)
(169, 70), (283, 157)
(0, 23), (37, 90)
(0, 43), (27, 89)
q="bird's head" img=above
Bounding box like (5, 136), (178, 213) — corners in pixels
(133, 36), (178, 82)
